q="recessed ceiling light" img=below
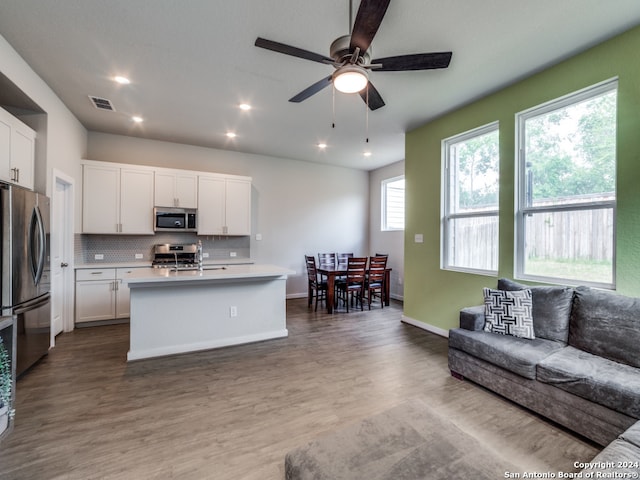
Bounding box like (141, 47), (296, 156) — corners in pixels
(317, 143), (327, 149)
(226, 132), (237, 138)
(132, 116), (143, 123)
(239, 103), (251, 111)
(114, 76), (130, 85)
(363, 151), (372, 157)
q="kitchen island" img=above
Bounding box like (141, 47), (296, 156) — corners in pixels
(124, 264), (294, 361)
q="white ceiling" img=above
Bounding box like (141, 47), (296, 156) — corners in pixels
(1, 1), (640, 171)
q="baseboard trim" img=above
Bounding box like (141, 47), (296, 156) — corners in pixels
(401, 315), (449, 338)
(286, 293), (308, 300)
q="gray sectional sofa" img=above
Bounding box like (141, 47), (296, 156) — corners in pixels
(448, 279), (640, 448)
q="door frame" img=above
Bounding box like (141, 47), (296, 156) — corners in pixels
(51, 168), (75, 339)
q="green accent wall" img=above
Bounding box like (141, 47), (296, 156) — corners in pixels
(405, 25), (640, 332)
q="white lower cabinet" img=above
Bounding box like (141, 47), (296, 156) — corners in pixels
(75, 267), (150, 325)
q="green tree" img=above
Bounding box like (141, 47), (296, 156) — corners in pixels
(454, 130), (499, 211)
(525, 90), (616, 202)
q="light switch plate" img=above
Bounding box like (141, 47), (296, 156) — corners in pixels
(135, 253), (143, 259)
(230, 252), (237, 257)
(414, 234), (424, 243)
(255, 233), (262, 241)
(94, 254), (104, 260)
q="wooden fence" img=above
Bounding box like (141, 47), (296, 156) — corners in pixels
(449, 206), (613, 270)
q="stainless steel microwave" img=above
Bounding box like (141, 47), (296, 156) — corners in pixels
(154, 207), (197, 232)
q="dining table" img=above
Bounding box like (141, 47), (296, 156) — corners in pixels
(316, 264), (392, 314)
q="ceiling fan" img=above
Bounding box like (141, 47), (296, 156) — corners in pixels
(254, 0), (452, 111)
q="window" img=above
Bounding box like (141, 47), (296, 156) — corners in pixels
(516, 79), (617, 287)
(381, 176), (405, 231)
(442, 123), (499, 274)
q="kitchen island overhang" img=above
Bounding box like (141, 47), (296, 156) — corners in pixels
(125, 264), (295, 361)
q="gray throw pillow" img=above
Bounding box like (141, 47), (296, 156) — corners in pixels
(497, 278), (573, 343)
(483, 287), (535, 339)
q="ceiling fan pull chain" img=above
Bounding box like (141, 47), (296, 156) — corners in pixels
(365, 86), (369, 143)
(332, 85), (336, 128)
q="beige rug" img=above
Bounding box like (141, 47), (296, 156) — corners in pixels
(285, 398), (518, 480)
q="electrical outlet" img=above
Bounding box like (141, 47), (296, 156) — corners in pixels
(230, 252), (237, 257)
(255, 233), (262, 241)
(229, 306), (238, 317)
(94, 254), (104, 260)
(203, 252), (209, 258)
(135, 253), (143, 259)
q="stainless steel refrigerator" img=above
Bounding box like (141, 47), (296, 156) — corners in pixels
(1, 182), (50, 377)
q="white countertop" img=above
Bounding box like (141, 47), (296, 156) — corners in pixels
(75, 258), (254, 269)
(125, 264), (295, 286)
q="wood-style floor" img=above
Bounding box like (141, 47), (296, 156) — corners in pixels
(0, 299), (598, 479)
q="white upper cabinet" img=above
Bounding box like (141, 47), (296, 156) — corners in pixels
(0, 107), (35, 190)
(224, 178), (252, 235)
(120, 167), (155, 233)
(154, 169), (198, 208)
(81, 160), (251, 236)
(82, 161), (154, 234)
(198, 174), (251, 235)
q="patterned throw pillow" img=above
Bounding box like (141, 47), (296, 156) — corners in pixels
(483, 287), (535, 339)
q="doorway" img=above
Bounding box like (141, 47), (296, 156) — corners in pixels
(51, 169), (75, 343)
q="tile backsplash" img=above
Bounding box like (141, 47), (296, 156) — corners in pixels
(75, 234), (250, 264)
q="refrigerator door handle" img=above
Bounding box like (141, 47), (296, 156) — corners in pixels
(29, 206), (46, 285)
(14, 292), (50, 315)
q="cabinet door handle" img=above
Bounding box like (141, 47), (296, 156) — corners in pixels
(11, 168), (18, 182)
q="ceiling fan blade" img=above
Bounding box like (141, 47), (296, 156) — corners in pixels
(350, 0), (391, 54)
(372, 52), (453, 71)
(289, 75), (333, 103)
(255, 37), (334, 64)
(359, 81), (385, 111)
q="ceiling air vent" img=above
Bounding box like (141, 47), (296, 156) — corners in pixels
(88, 95), (115, 111)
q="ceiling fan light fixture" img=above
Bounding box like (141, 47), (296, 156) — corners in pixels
(333, 65), (369, 94)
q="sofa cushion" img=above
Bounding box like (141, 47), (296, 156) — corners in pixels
(569, 286), (640, 369)
(449, 328), (563, 379)
(498, 278), (573, 343)
(483, 288), (535, 339)
(537, 346), (640, 418)
(620, 422), (640, 450)
(584, 438), (640, 477)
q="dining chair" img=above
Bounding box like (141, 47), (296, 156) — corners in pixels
(318, 252), (337, 268)
(305, 255), (327, 311)
(366, 256), (388, 309)
(337, 252), (353, 267)
(336, 257), (367, 312)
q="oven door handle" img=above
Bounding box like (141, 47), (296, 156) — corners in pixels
(14, 293), (51, 315)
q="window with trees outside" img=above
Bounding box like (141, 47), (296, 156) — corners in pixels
(381, 176), (405, 231)
(516, 79), (617, 287)
(442, 122), (499, 274)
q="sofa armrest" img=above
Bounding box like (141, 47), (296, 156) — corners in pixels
(460, 305), (485, 331)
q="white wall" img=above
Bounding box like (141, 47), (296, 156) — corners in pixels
(87, 132), (370, 297)
(0, 33), (87, 199)
(369, 160), (405, 300)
